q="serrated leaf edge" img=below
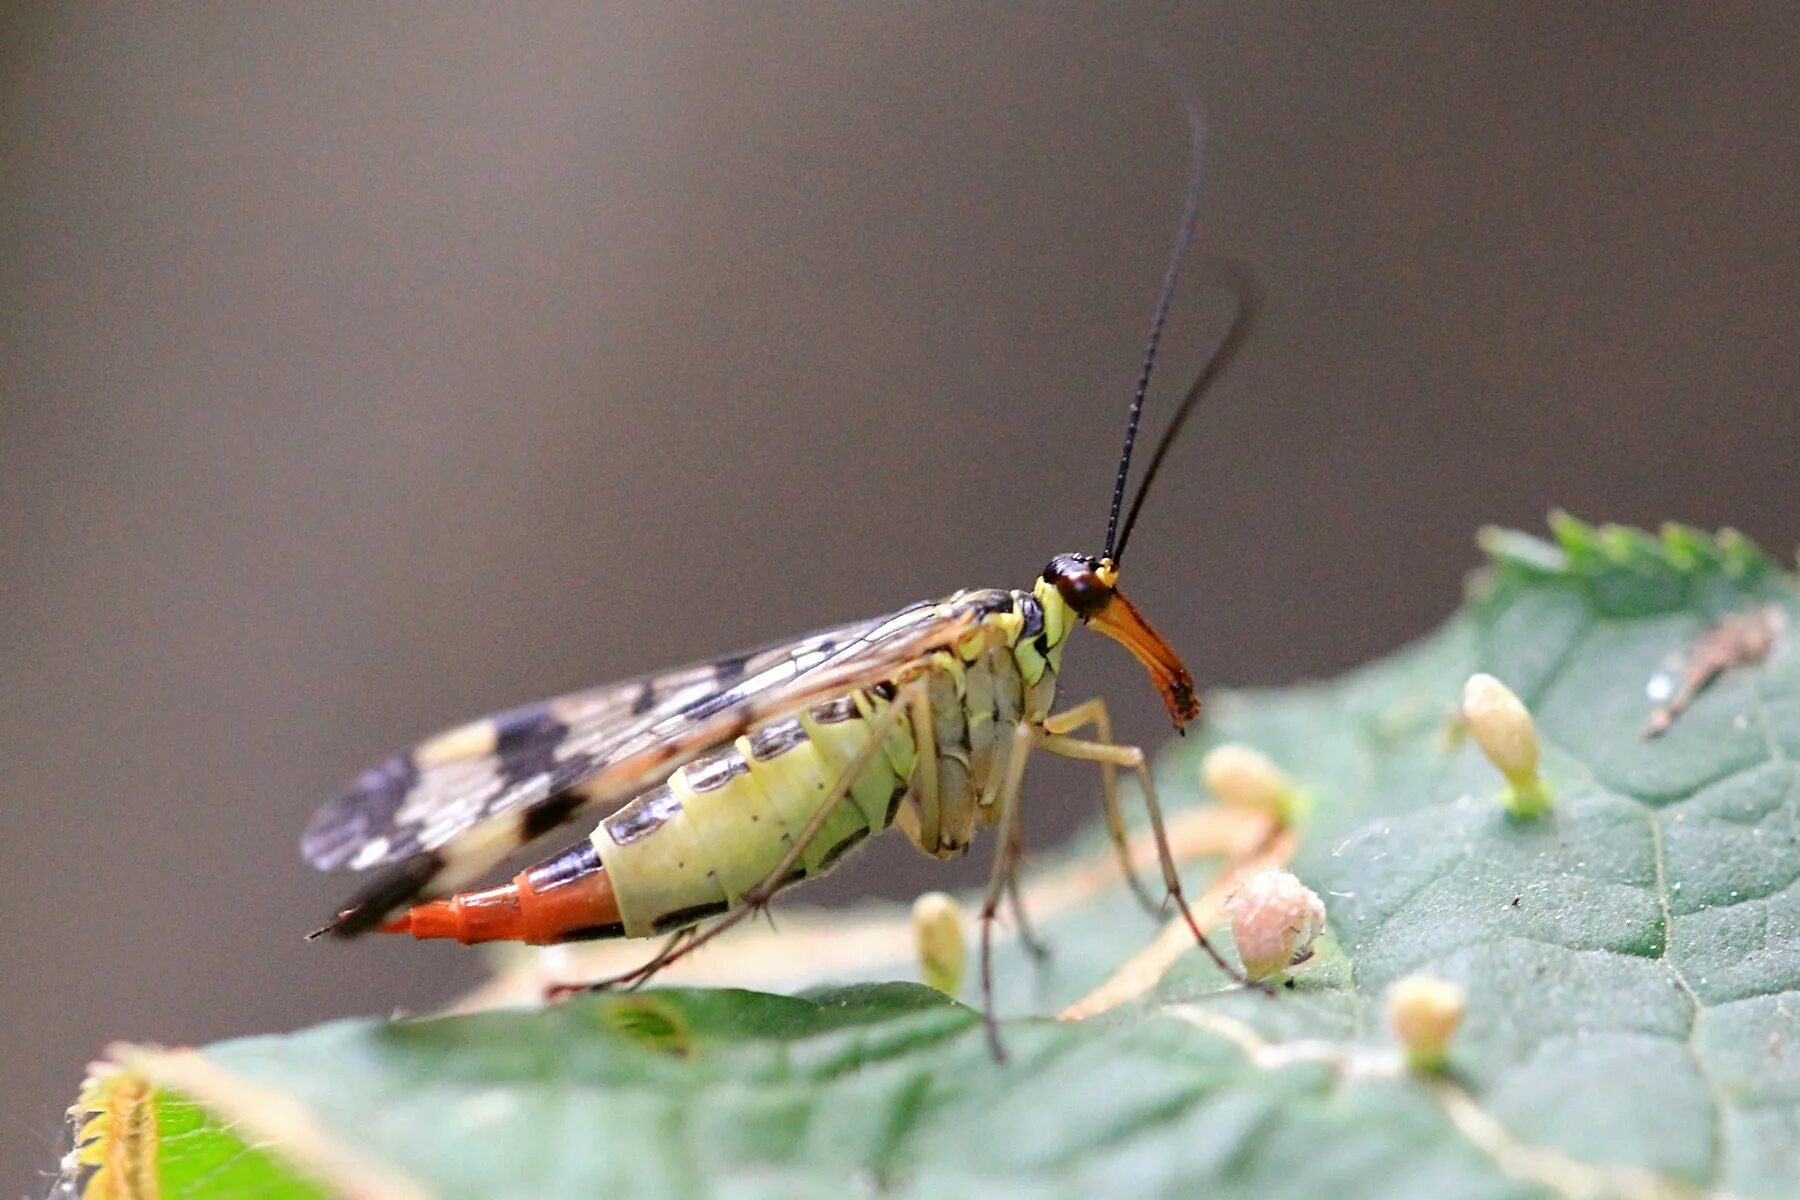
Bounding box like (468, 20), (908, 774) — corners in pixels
(87, 1044), (431, 1200)
(63, 1066), (156, 1200)
(1480, 516), (1780, 594)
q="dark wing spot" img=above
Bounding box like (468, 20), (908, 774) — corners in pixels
(326, 851), (445, 937)
(630, 682), (657, 716)
(307, 705), (576, 874)
(492, 702), (558, 747)
(521, 788), (586, 841)
(712, 654), (752, 685)
(491, 704), (572, 786)
(302, 754), (419, 871)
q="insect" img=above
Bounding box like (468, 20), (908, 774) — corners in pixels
(304, 125), (1259, 1059)
(1643, 603), (1785, 738)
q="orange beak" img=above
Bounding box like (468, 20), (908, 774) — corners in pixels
(1089, 589), (1201, 728)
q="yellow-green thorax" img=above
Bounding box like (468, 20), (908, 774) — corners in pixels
(1013, 575), (1079, 722)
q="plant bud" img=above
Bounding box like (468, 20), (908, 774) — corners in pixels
(912, 891), (967, 997)
(1225, 868), (1326, 982)
(1386, 974), (1467, 1073)
(1461, 673), (1551, 816)
(1201, 744), (1306, 825)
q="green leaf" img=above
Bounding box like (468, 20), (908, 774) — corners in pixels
(66, 1070), (330, 1200)
(63, 520), (1799, 1200)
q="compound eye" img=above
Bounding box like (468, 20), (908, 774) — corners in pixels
(1047, 555), (1113, 618)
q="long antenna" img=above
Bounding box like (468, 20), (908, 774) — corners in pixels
(1100, 95), (1207, 563)
(1111, 258), (1259, 564)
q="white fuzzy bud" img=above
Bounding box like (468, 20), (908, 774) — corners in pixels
(1461, 673), (1551, 816)
(1225, 868), (1327, 982)
(912, 891), (967, 997)
(1386, 974), (1467, 1073)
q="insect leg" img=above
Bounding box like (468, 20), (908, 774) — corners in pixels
(1039, 698), (1160, 915)
(1002, 857), (1049, 963)
(994, 728), (1048, 962)
(1037, 732), (1251, 986)
(977, 720), (1037, 1062)
(905, 680), (943, 854)
(568, 679), (928, 990)
(543, 928), (695, 1000)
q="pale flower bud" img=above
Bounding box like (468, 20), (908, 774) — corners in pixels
(1201, 744), (1306, 825)
(1225, 868), (1326, 982)
(1386, 974), (1467, 1073)
(912, 891), (967, 997)
(1461, 673), (1551, 816)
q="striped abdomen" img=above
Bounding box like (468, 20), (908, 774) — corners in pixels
(594, 690), (919, 936)
(387, 588), (1066, 945)
(386, 688), (913, 944)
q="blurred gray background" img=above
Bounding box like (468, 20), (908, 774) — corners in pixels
(3, 4), (1796, 1191)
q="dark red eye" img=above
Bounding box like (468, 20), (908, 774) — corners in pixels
(1043, 553), (1113, 618)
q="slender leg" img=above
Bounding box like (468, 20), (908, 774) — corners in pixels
(1040, 698), (1160, 915)
(1037, 732), (1253, 986)
(543, 928), (695, 1000)
(904, 681), (943, 854)
(977, 721), (1037, 1062)
(999, 786), (1048, 962)
(571, 678), (927, 990)
(935, 732), (980, 859)
(1003, 865), (1050, 963)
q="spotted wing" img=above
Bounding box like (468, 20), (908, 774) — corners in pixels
(310, 593), (995, 936)
(302, 619), (887, 873)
